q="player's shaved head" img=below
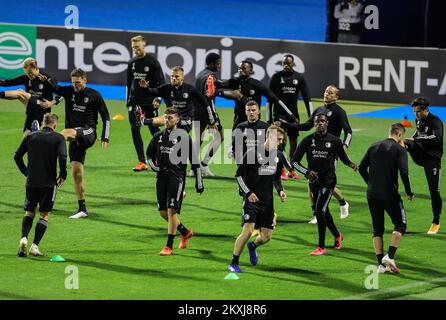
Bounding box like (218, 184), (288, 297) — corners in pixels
(411, 97), (429, 110)
(390, 123), (405, 136)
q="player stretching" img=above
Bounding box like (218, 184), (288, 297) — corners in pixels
(292, 113), (357, 256)
(147, 107), (204, 255)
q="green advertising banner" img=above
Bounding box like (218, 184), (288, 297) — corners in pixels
(0, 24), (36, 78)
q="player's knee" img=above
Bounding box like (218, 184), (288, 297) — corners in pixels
(394, 224), (406, 235)
(72, 169), (83, 183)
(40, 212), (49, 221)
(260, 232), (272, 243)
(25, 211), (35, 219)
(159, 211), (168, 220)
(373, 229), (384, 238)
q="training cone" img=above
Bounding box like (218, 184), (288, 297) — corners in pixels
(113, 114), (125, 121)
(402, 115), (412, 128)
(224, 273), (240, 280)
(50, 255), (66, 262)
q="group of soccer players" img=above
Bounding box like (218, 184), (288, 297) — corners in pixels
(0, 35), (443, 276)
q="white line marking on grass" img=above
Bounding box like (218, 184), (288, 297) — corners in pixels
(337, 276), (446, 300)
(352, 128), (366, 132)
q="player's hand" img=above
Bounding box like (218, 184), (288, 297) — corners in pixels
(406, 193), (414, 201)
(139, 79), (150, 88)
(102, 141), (109, 149)
(307, 171), (318, 182)
(41, 99), (55, 109)
(57, 176), (65, 188)
(349, 162), (358, 171)
(279, 191), (286, 202)
(37, 73), (47, 82)
(152, 98), (161, 109)
(207, 123), (217, 130)
(406, 137), (414, 141)
(247, 193), (259, 203)
(233, 90), (243, 101)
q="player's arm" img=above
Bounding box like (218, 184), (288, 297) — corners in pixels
(191, 87), (215, 125)
(97, 94), (111, 146)
(268, 74), (280, 122)
(398, 148), (414, 198)
(297, 110), (315, 132)
(0, 75), (27, 87)
(126, 62), (133, 104)
(336, 138), (357, 170)
(358, 148), (371, 183)
(259, 81), (297, 123)
(414, 118), (443, 148)
(57, 135), (68, 186)
(235, 153), (253, 197)
(41, 95), (64, 109)
(274, 153), (287, 201)
(340, 109), (353, 149)
(298, 75), (313, 117)
(188, 136), (204, 193)
(151, 58), (166, 87)
(291, 137), (311, 176)
(146, 133), (160, 172)
(13, 137), (29, 176)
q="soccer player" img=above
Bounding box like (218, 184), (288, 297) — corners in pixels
(229, 125), (288, 272)
(126, 35), (165, 172)
(292, 113), (357, 256)
(231, 100), (270, 164)
(298, 85), (352, 222)
(218, 60), (297, 131)
(359, 123), (414, 274)
(404, 97), (443, 234)
(270, 54), (313, 180)
(138, 66), (216, 134)
(193, 53), (224, 177)
(14, 113), (67, 257)
(45, 68), (110, 219)
(0, 58), (59, 137)
(146, 107), (204, 256)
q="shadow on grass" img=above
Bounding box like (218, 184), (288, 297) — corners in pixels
(0, 290), (34, 300)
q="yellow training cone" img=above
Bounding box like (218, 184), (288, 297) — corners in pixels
(113, 114), (125, 121)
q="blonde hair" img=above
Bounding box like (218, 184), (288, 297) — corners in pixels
(172, 66), (184, 73)
(23, 57), (37, 69)
(131, 35), (145, 43)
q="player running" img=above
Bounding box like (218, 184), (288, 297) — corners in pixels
(229, 125), (288, 272)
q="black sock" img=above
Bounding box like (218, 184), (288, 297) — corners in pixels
(21, 215), (34, 238)
(388, 246), (397, 259)
(231, 254), (240, 265)
(166, 234), (175, 249)
(338, 198), (346, 206)
(144, 118), (153, 126)
(78, 200), (86, 212)
(376, 253), (384, 265)
(177, 223), (188, 237)
(433, 214), (440, 225)
(311, 205), (316, 215)
(33, 219), (48, 246)
(248, 242), (257, 250)
(0, 91), (5, 99)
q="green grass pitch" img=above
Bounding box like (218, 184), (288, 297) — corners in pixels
(0, 98), (445, 300)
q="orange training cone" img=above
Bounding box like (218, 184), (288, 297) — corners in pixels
(402, 115), (412, 128)
(113, 114), (125, 121)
